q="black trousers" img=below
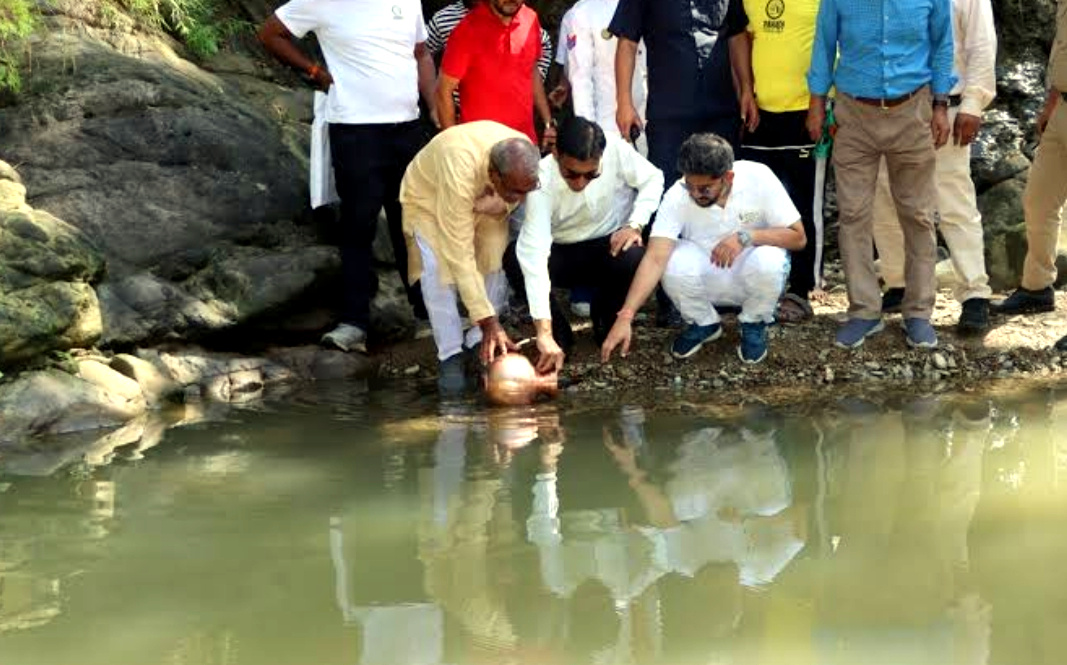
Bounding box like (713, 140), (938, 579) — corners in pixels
(329, 121), (428, 330)
(740, 110), (821, 297)
(503, 234), (645, 347)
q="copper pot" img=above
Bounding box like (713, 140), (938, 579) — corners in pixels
(483, 354), (559, 406)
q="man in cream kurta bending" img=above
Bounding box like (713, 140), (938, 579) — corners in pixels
(400, 121), (541, 392)
(503, 116), (663, 373)
(601, 133), (806, 365)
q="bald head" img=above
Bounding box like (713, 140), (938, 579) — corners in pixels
(488, 138), (540, 204)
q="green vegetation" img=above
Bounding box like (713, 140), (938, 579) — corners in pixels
(119, 0), (254, 59)
(0, 0), (35, 92)
(0, 0), (255, 93)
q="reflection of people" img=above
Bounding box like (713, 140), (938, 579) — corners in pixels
(815, 396), (990, 665)
(331, 512), (446, 665)
(400, 122), (540, 391)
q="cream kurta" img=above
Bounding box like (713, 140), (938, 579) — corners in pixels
(400, 121), (530, 323)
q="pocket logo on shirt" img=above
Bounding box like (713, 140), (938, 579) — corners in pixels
(391, 5), (403, 19)
(739, 210), (761, 227)
(764, 0), (785, 32)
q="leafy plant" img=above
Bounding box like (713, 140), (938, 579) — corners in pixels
(119, 0), (232, 59)
(0, 0), (36, 92)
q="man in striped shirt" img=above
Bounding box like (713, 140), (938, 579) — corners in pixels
(426, 0), (552, 79)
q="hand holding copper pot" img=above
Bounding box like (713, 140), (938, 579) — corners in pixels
(483, 353), (559, 406)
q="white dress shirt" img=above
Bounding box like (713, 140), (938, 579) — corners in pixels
(951, 0), (997, 116)
(556, 0), (648, 135)
(517, 134), (664, 321)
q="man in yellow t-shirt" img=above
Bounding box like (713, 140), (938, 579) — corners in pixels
(738, 0), (823, 322)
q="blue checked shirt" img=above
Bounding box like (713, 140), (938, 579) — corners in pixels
(807, 0), (957, 99)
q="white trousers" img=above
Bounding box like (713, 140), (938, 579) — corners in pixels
(871, 107), (992, 302)
(661, 241), (789, 326)
(416, 235), (508, 361)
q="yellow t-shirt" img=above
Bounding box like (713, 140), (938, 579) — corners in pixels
(744, 0), (820, 113)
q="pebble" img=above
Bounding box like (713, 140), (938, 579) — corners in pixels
(932, 353), (948, 370)
(823, 366), (835, 383)
(864, 361), (881, 370)
(713, 379), (725, 389)
(403, 364), (420, 376)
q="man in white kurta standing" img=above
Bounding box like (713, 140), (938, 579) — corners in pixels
(872, 0), (998, 336)
(258, 0), (437, 353)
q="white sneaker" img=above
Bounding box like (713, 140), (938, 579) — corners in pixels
(321, 323), (367, 353)
(570, 302), (591, 318)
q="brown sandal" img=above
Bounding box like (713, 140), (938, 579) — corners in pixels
(776, 293), (814, 324)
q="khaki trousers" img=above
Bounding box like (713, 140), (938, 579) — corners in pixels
(1021, 101), (1067, 290)
(833, 90), (939, 319)
(871, 106), (992, 302)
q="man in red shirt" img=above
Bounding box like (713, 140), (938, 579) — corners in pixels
(435, 0), (554, 149)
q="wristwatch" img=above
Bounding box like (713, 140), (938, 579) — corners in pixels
(932, 95), (950, 108)
(628, 220), (643, 232)
(737, 230), (753, 247)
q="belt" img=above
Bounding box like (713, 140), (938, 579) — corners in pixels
(850, 89), (920, 109)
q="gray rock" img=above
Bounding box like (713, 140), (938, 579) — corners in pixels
(109, 353), (183, 404)
(76, 359), (145, 406)
(0, 370), (147, 444)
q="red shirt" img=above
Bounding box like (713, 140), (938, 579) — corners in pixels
(441, 3), (542, 143)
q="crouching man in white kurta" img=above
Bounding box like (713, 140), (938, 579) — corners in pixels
(601, 133), (807, 364)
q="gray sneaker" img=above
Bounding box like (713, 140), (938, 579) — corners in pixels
(903, 318), (938, 349)
(321, 323), (367, 353)
(835, 318), (884, 349)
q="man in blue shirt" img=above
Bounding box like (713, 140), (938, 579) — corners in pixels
(807, 0), (956, 351)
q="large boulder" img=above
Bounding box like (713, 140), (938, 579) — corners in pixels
(0, 163), (106, 367)
(0, 4), (349, 348)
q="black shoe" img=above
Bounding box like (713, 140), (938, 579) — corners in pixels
(990, 287), (1055, 316)
(656, 304), (683, 328)
(1055, 335), (1067, 352)
(956, 298), (990, 335)
(881, 287), (905, 314)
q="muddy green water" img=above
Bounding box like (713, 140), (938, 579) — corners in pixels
(1, 381), (1066, 665)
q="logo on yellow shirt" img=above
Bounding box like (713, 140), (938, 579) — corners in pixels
(764, 0), (785, 32)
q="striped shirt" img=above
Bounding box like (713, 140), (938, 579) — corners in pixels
(426, 0), (552, 79)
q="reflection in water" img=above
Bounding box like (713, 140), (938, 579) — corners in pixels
(2, 385), (1067, 664)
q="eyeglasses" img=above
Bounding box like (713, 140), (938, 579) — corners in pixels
(560, 166), (601, 183)
(681, 179), (723, 199)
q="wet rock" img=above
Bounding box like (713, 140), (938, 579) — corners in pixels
(76, 359), (145, 406)
(109, 353), (183, 404)
(0, 370), (147, 444)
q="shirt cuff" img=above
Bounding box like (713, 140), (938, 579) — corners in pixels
(958, 96), (985, 117)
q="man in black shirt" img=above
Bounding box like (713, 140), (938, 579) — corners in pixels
(610, 0), (751, 184)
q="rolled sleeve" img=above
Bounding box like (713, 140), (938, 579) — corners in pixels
(806, 0), (838, 96)
(929, 0), (958, 95)
(614, 140), (664, 229)
(556, 10), (575, 66)
(958, 0), (997, 115)
(517, 185), (556, 322)
(609, 0), (645, 43)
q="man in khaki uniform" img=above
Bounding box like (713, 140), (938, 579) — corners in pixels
(400, 121), (541, 392)
(991, 1), (1067, 331)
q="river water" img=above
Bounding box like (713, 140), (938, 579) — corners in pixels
(1, 380), (1066, 665)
